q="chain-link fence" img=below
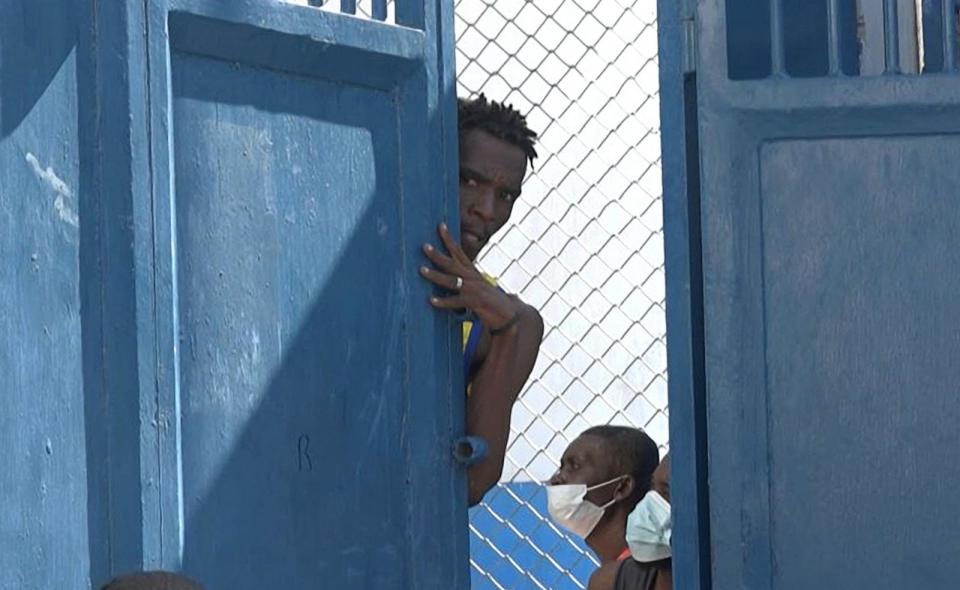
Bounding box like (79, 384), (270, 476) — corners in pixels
(454, 1), (667, 588)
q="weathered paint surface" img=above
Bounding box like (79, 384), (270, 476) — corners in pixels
(758, 136), (960, 588)
(659, 1), (960, 588)
(0, 2), (89, 589)
(1, 0), (464, 588)
(171, 50), (409, 587)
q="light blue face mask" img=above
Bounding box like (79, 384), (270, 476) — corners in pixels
(625, 490), (672, 562)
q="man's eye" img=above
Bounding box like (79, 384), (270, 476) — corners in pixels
(500, 192), (515, 203)
(461, 176), (479, 188)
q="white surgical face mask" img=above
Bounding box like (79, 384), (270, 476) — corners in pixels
(626, 490), (672, 562)
(546, 475), (626, 539)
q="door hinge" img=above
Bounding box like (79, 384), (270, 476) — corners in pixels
(682, 14), (697, 74)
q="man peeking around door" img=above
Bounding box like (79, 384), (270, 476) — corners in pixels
(419, 95), (544, 506)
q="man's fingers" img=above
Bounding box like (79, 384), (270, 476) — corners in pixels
(422, 243), (455, 271)
(429, 294), (466, 309)
(419, 266), (461, 291)
(438, 223), (472, 265)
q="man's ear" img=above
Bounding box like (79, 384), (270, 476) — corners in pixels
(614, 474), (635, 503)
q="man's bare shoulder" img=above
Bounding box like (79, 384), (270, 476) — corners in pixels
(587, 561), (622, 590)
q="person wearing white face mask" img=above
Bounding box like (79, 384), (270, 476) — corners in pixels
(546, 426), (664, 590)
(620, 455), (673, 589)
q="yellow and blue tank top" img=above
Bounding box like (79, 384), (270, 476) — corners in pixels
(462, 317), (484, 381)
(462, 275), (498, 389)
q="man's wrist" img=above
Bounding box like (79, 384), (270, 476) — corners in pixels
(490, 311), (522, 336)
(476, 290), (524, 329)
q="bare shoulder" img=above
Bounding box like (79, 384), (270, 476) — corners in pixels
(587, 562), (622, 590)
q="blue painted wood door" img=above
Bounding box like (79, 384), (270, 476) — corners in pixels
(661, 1), (960, 588)
(1, 1), (464, 588)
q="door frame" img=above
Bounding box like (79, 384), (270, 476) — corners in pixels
(656, 0), (712, 588)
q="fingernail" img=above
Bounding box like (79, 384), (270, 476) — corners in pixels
(423, 244), (433, 252)
(420, 266), (429, 274)
(430, 297), (439, 304)
(440, 222), (447, 231)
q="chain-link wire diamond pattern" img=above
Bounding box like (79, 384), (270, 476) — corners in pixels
(457, 1), (666, 588)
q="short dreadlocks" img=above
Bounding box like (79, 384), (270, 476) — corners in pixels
(458, 94), (539, 166)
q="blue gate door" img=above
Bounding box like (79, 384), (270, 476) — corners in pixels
(1, 0), (464, 588)
(662, 1), (960, 588)
(140, 1), (465, 588)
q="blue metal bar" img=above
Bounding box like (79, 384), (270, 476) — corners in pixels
(945, 0), (957, 71)
(884, 0), (901, 73)
(340, 0), (356, 15)
(921, 0), (944, 72)
(770, 0), (786, 76)
(394, 0), (424, 29)
(827, 0), (842, 74)
(372, 0), (387, 21)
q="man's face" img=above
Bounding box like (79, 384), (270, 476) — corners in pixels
(549, 435), (619, 506)
(651, 454), (670, 502)
(458, 128), (528, 262)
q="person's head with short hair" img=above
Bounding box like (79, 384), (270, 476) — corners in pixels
(457, 94), (539, 261)
(549, 425), (660, 561)
(651, 453), (670, 502)
(100, 571), (203, 590)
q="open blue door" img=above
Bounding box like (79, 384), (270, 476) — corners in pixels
(661, 1), (960, 588)
(140, 1), (465, 588)
(1, 0), (464, 588)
